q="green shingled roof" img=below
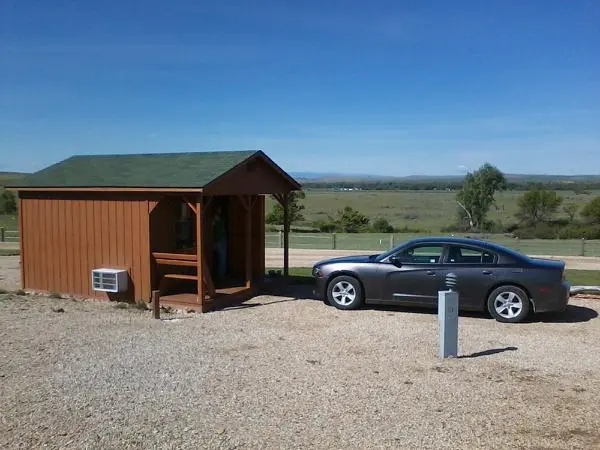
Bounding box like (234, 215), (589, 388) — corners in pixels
(10, 150), (264, 188)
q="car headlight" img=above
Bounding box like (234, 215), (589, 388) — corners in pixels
(312, 266), (323, 277)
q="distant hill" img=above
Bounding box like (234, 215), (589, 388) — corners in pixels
(292, 171), (600, 184)
(0, 172), (26, 187)
(290, 171), (399, 181)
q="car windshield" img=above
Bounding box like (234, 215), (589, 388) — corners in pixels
(375, 243), (407, 262)
(374, 238), (530, 263)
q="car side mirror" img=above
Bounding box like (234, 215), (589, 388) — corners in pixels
(389, 255), (402, 267)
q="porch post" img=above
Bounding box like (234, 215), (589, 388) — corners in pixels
(283, 192), (290, 278)
(245, 195), (252, 288)
(196, 196), (205, 312)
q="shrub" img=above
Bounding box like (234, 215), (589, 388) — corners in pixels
(512, 223), (558, 239)
(313, 218), (338, 233)
(581, 196), (600, 224)
(337, 206), (370, 233)
(440, 223), (470, 233)
(0, 189), (17, 214)
(371, 217), (394, 233)
(395, 225), (430, 233)
(556, 224), (600, 240)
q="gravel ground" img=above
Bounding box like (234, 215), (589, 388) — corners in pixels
(0, 256), (19, 291)
(1, 288), (600, 449)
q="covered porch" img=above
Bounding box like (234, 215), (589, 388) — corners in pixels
(148, 153), (298, 312)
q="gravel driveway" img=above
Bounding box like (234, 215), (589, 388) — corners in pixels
(1, 288), (600, 449)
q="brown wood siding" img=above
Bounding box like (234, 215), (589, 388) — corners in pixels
(19, 193), (151, 302)
(18, 198), (25, 288)
(205, 158), (295, 195)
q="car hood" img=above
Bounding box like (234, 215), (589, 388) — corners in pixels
(314, 254), (377, 267)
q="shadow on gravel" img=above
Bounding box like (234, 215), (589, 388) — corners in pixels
(369, 304), (489, 320)
(530, 304), (598, 324)
(458, 346), (518, 359)
(258, 282), (320, 303)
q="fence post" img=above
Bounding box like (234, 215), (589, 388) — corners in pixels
(389, 233), (395, 250)
(0, 227), (4, 243)
(152, 290), (160, 320)
(581, 238), (586, 257)
(332, 233), (337, 250)
(278, 230), (283, 248)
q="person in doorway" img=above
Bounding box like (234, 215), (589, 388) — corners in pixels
(212, 205), (227, 282)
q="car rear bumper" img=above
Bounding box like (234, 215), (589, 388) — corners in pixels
(532, 281), (571, 313)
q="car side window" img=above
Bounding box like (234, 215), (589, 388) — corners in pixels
(446, 245), (496, 264)
(394, 245), (444, 264)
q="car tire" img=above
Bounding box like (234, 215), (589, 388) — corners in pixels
(487, 285), (530, 323)
(327, 275), (363, 310)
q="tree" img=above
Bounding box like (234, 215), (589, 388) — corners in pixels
(516, 187), (562, 225)
(581, 196), (600, 224)
(265, 191), (305, 225)
(313, 217), (338, 233)
(0, 189), (16, 214)
(455, 163), (507, 231)
(563, 203), (579, 223)
(336, 206), (370, 233)
(371, 217), (394, 233)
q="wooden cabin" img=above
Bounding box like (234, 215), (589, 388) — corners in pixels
(9, 150), (300, 312)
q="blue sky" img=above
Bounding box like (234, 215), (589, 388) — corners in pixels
(1, 0), (598, 176)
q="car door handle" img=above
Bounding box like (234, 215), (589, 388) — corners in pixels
(426, 270), (436, 276)
(482, 270), (492, 275)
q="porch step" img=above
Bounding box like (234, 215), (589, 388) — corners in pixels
(155, 258), (197, 267)
(163, 274), (198, 281)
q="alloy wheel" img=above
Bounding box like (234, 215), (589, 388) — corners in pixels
(494, 291), (523, 319)
(332, 281), (356, 306)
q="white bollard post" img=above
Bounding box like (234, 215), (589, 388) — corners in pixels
(438, 273), (459, 359)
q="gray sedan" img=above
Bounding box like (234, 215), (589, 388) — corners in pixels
(312, 237), (570, 323)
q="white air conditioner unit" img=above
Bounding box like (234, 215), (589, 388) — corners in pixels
(91, 268), (128, 293)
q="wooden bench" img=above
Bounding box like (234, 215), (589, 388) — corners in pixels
(152, 250), (215, 297)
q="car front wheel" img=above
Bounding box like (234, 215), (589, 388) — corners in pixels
(327, 275), (363, 310)
(487, 285), (530, 323)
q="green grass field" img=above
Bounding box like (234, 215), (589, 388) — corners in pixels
(266, 189), (600, 232)
(0, 173), (24, 187)
(0, 214), (18, 230)
(2, 189), (600, 256)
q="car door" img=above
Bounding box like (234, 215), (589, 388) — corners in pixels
(437, 244), (498, 309)
(381, 244), (446, 305)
